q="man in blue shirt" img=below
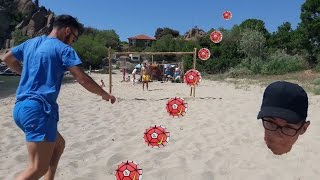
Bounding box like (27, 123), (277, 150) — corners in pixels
(3, 15), (116, 179)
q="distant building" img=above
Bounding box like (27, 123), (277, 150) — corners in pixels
(128, 34), (156, 48)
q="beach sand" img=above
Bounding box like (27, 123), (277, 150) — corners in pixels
(1, 71), (320, 180)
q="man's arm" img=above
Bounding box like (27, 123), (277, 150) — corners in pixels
(68, 66), (116, 103)
(2, 51), (22, 74)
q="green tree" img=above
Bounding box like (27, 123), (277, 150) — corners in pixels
(12, 29), (30, 45)
(149, 34), (177, 52)
(268, 22), (294, 54)
(300, 0), (320, 64)
(148, 34), (179, 62)
(239, 29), (266, 60)
(72, 29), (120, 69)
(197, 28), (216, 48)
(94, 30), (120, 49)
(239, 19), (270, 38)
(219, 25), (243, 60)
(82, 27), (99, 36)
(154, 27), (180, 39)
(73, 35), (108, 69)
(290, 26), (309, 55)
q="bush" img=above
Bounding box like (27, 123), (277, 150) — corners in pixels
(226, 67), (253, 78)
(312, 78), (320, 85)
(239, 29), (266, 59)
(190, 58), (240, 74)
(315, 64), (320, 72)
(249, 58), (264, 74)
(235, 57), (264, 74)
(313, 85), (320, 95)
(261, 50), (307, 75)
(12, 29), (30, 45)
(315, 54), (320, 72)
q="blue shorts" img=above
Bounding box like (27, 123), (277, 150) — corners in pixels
(13, 99), (58, 142)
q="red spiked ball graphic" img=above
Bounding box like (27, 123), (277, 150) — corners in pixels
(166, 97), (188, 117)
(223, 11), (232, 20)
(184, 69), (202, 87)
(115, 161), (143, 180)
(198, 48), (211, 61)
(210, 31), (223, 43)
(144, 125), (170, 148)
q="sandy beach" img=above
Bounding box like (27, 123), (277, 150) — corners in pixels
(1, 71), (320, 180)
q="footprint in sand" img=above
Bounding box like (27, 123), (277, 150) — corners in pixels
(112, 110), (121, 117)
(86, 135), (107, 143)
(155, 152), (171, 159)
(14, 154), (27, 163)
(106, 153), (126, 169)
(69, 161), (79, 169)
(69, 142), (84, 149)
(201, 171), (215, 179)
(71, 177), (88, 180)
(106, 154), (129, 175)
(2, 122), (13, 128)
(179, 156), (187, 164)
(205, 158), (215, 167)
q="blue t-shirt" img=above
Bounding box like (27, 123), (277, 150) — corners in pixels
(11, 35), (82, 120)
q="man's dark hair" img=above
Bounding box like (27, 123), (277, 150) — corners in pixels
(53, 15), (84, 35)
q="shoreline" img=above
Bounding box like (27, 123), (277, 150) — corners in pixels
(0, 74), (77, 100)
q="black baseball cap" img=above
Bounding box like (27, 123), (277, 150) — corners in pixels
(257, 81), (308, 124)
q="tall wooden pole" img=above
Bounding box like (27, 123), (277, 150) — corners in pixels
(192, 48), (197, 97)
(108, 47), (112, 94)
(193, 48), (197, 69)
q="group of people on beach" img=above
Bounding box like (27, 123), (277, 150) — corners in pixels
(130, 62), (182, 91)
(2, 14), (311, 179)
(164, 64), (181, 83)
(130, 62), (152, 91)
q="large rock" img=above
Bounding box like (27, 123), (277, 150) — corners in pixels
(4, 39), (14, 49)
(46, 13), (54, 27)
(16, 13), (33, 29)
(0, 0), (42, 49)
(0, 1), (14, 48)
(16, 0), (37, 15)
(0, 7), (10, 36)
(184, 27), (207, 40)
(32, 12), (54, 36)
(22, 8), (48, 36)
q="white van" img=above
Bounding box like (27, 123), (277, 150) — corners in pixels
(129, 54), (141, 63)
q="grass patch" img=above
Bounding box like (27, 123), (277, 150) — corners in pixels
(313, 86), (320, 95)
(311, 78), (320, 86)
(205, 70), (320, 95)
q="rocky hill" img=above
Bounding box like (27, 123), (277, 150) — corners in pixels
(0, 0), (54, 49)
(183, 26), (207, 40)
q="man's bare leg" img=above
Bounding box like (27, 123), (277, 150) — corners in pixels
(15, 140), (56, 180)
(146, 82), (148, 91)
(143, 82), (145, 91)
(44, 132), (65, 180)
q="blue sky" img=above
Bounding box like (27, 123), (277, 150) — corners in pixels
(41, 0), (305, 41)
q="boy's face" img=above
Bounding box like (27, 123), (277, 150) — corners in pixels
(262, 117), (310, 155)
